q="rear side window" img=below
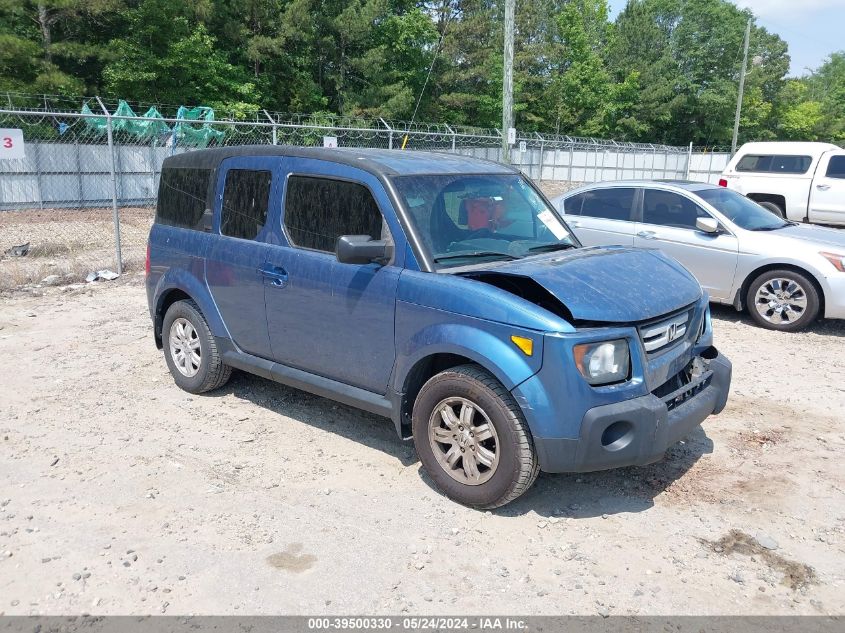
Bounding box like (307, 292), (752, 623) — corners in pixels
(735, 154), (811, 174)
(642, 189), (709, 229)
(220, 169), (272, 240)
(826, 156), (845, 179)
(284, 176), (384, 252)
(156, 168), (210, 229)
(578, 188), (635, 221)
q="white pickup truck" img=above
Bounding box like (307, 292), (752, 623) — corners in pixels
(720, 141), (845, 226)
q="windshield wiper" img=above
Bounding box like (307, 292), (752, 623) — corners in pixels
(526, 243), (577, 254)
(434, 251), (519, 263)
(749, 223), (792, 231)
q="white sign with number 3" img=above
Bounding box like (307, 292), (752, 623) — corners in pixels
(0, 129), (25, 160)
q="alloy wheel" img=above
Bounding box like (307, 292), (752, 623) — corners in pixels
(168, 317), (201, 377)
(428, 397), (500, 485)
(753, 278), (808, 325)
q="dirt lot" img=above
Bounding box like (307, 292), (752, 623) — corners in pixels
(0, 207), (152, 290)
(0, 277), (843, 616)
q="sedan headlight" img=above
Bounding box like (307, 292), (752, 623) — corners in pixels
(573, 339), (630, 386)
(820, 251), (845, 272)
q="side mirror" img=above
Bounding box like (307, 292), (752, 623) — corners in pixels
(696, 217), (720, 234)
(336, 235), (393, 265)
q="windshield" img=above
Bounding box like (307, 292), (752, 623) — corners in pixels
(393, 174), (579, 268)
(697, 188), (790, 231)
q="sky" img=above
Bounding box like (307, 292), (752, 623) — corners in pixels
(606, 0), (845, 76)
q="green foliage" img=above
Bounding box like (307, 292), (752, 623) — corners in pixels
(0, 0), (841, 145)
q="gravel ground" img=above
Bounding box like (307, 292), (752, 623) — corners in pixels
(0, 207), (152, 289)
(0, 277), (843, 616)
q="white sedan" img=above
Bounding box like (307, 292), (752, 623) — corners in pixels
(553, 180), (845, 332)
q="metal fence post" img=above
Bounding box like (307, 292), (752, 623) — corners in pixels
(535, 132), (544, 182)
(380, 118), (394, 150)
(263, 110), (277, 145)
(33, 142), (44, 210)
(76, 140), (84, 206)
(685, 142), (693, 179)
(445, 124), (457, 153)
(97, 96), (122, 275)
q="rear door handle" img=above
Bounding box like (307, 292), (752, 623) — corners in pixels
(259, 265), (289, 287)
(637, 230), (657, 240)
(817, 184), (831, 191)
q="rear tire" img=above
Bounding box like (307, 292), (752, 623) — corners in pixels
(412, 365), (539, 509)
(162, 299), (232, 393)
(745, 269), (820, 332)
(757, 201), (785, 218)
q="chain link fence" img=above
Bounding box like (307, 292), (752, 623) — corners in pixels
(0, 96), (731, 289)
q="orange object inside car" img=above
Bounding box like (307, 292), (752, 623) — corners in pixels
(464, 196), (509, 231)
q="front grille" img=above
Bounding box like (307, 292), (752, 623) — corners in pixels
(640, 310), (690, 353)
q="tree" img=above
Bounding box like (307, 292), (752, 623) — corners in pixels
(0, 0), (125, 96)
(102, 0), (260, 108)
(608, 0), (790, 145)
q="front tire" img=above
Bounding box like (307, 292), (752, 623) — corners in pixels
(162, 300), (232, 393)
(412, 365), (539, 509)
(746, 270), (820, 332)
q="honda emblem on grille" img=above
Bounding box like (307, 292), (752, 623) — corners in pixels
(667, 323), (679, 342)
(641, 311), (690, 352)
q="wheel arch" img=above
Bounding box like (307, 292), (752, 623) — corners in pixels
(746, 192), (786, 210)
(154, 288), (192, 348)
(152, 273), (227, 349)
(393, 335), (540, 439)
(735, 262), (825, 317)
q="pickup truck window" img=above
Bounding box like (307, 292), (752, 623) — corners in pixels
(156, 167), (211, 229)
(284, 175), (383, 252)
(826, 156), (845, 179)
(735, 154), (811, 174)
(394, 174), (577, 268)
(221, 169), (272, 240)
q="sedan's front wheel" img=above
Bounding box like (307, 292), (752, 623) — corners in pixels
(746, 269), (820, 332)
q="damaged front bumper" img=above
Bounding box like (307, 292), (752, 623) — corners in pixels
(532, 348), (731, 473)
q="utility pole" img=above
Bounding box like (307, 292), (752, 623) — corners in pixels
(731, 18), (751, 155)
(502, 0), (515, 163)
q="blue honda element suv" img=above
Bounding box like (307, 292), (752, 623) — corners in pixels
(146, 146), (731, 508)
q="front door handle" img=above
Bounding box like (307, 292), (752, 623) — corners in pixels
(817, 184), (831, 191)
(637, 230), (657, 240)
(259, 265), (289, 288)
(568, 220), (581, 228)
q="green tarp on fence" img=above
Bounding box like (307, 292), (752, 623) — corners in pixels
(81, 100), (224, 147)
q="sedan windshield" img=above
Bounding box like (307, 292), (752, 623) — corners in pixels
(393, 174), (578, 268)
(696, 188), (790, 231)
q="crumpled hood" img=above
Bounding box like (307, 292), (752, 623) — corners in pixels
(465, 246), (703, 323)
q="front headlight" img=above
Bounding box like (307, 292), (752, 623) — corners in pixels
(573, 339), (630, 386)
(820, 251), (845, 272)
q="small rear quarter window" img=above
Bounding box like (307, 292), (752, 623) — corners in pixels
(156, 167), (211, 229)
